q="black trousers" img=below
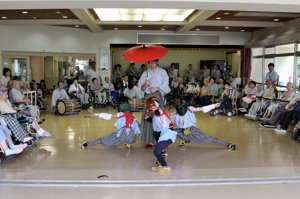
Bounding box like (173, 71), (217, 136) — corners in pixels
(279, 110), (295, 130)
(153, 131), (172, 167)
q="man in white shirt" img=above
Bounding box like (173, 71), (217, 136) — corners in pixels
(265, 63), (278, 86)
(228, 75), (237, 89)
(68, 78), (90, 106)
(51, 81), (70, 111)
(124, 83), (141, 98)
(85, 61), (102, 88)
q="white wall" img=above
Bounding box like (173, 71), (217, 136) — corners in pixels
(0, 25), (250, 78)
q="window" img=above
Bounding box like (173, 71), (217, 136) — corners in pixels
(276, 43), (294, 54)
(296, 57), (300, 85)
(3, 58), (27, 82)
(252, 48), (263, 56)
(265, 47), (275, 54)
(250, 58), (263, 83)
(276, 56), (294, 86)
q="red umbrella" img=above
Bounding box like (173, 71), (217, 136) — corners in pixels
(123, 45), (167, 62)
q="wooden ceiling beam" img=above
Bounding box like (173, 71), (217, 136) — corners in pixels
(70, 9), (103, 33)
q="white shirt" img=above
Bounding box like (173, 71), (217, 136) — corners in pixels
(68, 83), (85, 94)
(0, 75), (10, 87)
(124, 87), (141, 98)
(103, 82), (114, 90)
(87, 69), (101, 86)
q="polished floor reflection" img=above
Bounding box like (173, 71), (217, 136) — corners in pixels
(1, 96), (300, 184)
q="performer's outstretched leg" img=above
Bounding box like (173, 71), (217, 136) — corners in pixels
(176, 126), (236, 149)
(82, 132), (123, 148)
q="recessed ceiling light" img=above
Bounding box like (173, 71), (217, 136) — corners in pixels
(196, 29), (200, 31)
(241, 30), (245, 32)
(63, 16), (68, 19)
(216, 17), (221, 20)
(75, 25), (79, 27)
(223, 12), (230, 15)
(161, 28), (165, 30)
(274, 18), (279, 21)
(2, 16), (7, 19)
(22, 11), (28, 14)
(225, 27), (229, 29)
(114, 28), (118, 30)
(55, 11), (61, 14)
(138, 25), (142, 27)
(33, 17), (36, 19)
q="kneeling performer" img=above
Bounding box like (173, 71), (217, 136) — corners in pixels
(145, 96), (176, 173)
(171, 99), (236, 150)
(80, 101), (140, 149)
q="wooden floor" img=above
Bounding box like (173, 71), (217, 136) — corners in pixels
(1, 95), (300, 198)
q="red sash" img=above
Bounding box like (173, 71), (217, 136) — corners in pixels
(118, 112), (134, 128)
(155, 110), (175, 128)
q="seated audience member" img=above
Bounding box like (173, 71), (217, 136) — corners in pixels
(218, 79), (224, 90)
(256, 84), (264, 97)
(239, 81), (258, 112)
(186, 77), (200, 105)
(103, 77), (114, 91)
(7, 80), (13, 92)
(91, 78), (107, 104)
(228, 75), (237, 89)
(196, 78), (209, 107)
(69, 78), (90, 106)
(119, 75), (129, 92)
(55, 76), (69, 92)
(245, 87), (276, 119)
(242, 79), (253, 97)
(259, 86), (300, 133)
(20, 82), (30, 93)
(260, 82), (294, 120)
(171, 76), (179, 88)
(199, 77), (218, 106)
(223, 65), (234, 80)
(0, 120), (26, 157)
(0, 89), (50, 138)
(218, 82), (236, 114)
(9, 81), (31, 104)
(37, 84), (43, 99)
(51, 81), (70, 111)
(40, 80), (47, 97)
(124, 83), (141, 98)
(0, 68), (11, 89)
(172, 77), (184, 91)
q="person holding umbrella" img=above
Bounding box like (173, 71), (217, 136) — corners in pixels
(138, 59), (170, 148)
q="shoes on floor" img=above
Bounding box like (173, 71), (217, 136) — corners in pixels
(228, 143), (236, 150)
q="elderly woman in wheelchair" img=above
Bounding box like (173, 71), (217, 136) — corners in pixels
(0, 89), (51, 138)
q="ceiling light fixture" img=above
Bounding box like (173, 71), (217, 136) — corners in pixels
(225, 27), (229, 29)
(216, 17), (221, 20)
(161, 28), (165, 30)
(22, 11), (28, 14)
(274, 18), (279, 21)
(2, 16), (7, 19)
(55, 11), (61, 14)
(114, 28), (118, 30)
(75, 25), (79, 27)
(138, 25), (142, 27)
(223, 12), (230, 15)
(63, 16), (68, 18)
(196, 29), (200, 31)
(241, 30), (245, 32)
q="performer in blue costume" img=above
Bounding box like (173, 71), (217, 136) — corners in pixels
(144, 96), (176, 173)
(171, 99), (236, 149)
(80, 99), (140, 149)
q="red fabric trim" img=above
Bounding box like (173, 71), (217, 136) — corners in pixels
(154, 110), (175, 128)
(118, 112), (134, 128)
(187, 108), (192, 113)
